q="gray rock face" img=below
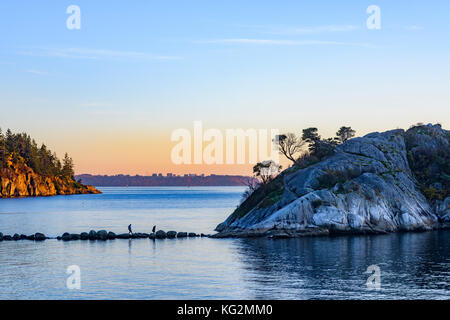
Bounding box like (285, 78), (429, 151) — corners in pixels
(215, 124), (449, 238)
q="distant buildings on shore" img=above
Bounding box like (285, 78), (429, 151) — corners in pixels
(76, 174), (252, 187)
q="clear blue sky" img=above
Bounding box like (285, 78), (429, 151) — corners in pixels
(0, 1), (449, 174)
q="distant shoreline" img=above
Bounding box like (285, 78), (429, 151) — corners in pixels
(76, 174), (252, 187)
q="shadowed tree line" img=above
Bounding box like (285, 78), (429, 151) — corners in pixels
(0, 128), (75, 179)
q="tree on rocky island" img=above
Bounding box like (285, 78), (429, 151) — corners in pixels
(274, 133), (306, 165)
(253, 160), (282, 185)
(335, 126), (356, 144)
(0, 127), (75, 178)
(62, 153), (75, 179)
(302, 127), (336, 160)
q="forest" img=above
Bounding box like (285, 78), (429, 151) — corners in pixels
(0, 128), (75, 178)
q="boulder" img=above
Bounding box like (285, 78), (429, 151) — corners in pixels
(155, 230), (167, 239)
(149, 233), (156, 240)
(167, 231), (177, 238)
(97, 230), (108, 240)
(13, 233), (20, 240)
(188, 233), (197, 237)
(117, 233), (131, 239)
(61, 232), (71, 241)
(107, 232), (116, 240)
(34, 233), (46, 241)
(27, 234), (35, 240)
(132, 233), (149, 239)
(20, 234), (27, 240)
(0, 232), (3, 241)
(3, 235), (12, 241)
(71, 234), (81, 240)
(80, 232), (89, 240)
(88, 230), (97, 240)
(177, 232), (187, 238)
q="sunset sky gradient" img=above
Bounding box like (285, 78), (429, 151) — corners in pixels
(1, 0), (449, 175)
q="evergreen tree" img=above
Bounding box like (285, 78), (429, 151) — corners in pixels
(62, 153), (75, 178)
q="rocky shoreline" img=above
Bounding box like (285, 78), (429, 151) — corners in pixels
(0, 230), (212, 242)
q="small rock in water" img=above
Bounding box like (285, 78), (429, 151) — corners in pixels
(71, 234), (81, 240)
(20, 234), (27, 240)
(177, 232), (187, 238)
(149, 233), (156, 240)
(188, 233), (197, 237)
(0, 233), (3, 241)
(13, 233), (20, 241)
(167, 231), (177, 238)
(34, 233), (46, 241)
(107, 232), (116, 240)
(88, 230), (97, 240)
(27, 235), (35, 240)
(62, 233), (71, 241)
(80, 232), (89, 240)
(97, 230), (108, 241)
(117, 233), (131, 239)
(155, 230), (167, 239)
(3, 235), (12, 241)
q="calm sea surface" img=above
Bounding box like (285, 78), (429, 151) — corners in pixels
(0, 187), (449, 300)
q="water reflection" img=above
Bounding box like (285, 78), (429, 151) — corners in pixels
(235, 231), (450, 299)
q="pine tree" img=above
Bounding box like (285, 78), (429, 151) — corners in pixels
(0, 128), (6, 168)
(62, 153), (75, 178)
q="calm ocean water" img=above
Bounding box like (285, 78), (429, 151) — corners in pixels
(0, 187), (449, 300)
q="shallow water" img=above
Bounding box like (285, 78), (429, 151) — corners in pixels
(0, 187), (449, 299)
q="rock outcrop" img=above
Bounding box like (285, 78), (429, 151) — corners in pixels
(0, 160), (101, 198)
(214, 124), (450, 238)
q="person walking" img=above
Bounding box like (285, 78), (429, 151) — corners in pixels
(128, 224), (133, 235)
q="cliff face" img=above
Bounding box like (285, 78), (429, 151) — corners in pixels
(0, 161), (101, 198)
(214, 124), (450, 238)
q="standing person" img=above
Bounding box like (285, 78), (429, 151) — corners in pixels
(128, 224), (133, 235)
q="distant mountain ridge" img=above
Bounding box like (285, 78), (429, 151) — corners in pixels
(76, 174), (251, 187)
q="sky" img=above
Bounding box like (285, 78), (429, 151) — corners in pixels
(0, 0), (449, 175)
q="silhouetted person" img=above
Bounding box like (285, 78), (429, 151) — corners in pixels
(128, 224), (133, 235)
(152, 225), (156, 233)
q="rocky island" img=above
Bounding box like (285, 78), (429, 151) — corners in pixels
(214, 124), (449, 238)
(0, 129), (100, 198)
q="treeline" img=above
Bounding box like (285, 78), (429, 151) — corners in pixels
(251, 126), (355, 186)
(0, 128), (75, 178)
